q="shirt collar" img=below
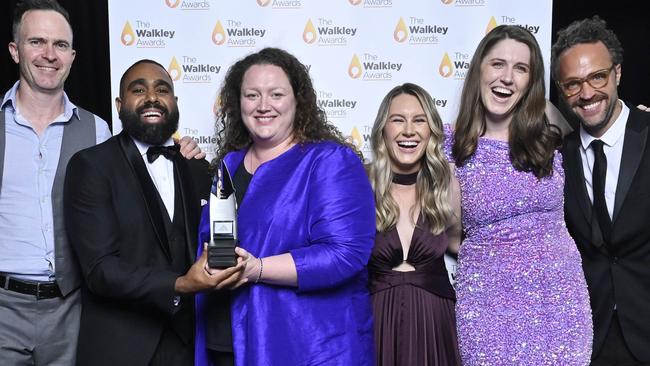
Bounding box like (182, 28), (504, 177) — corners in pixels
(580, 99), (629, 150)
(1, 80), (80, 121)
(131, 136), (175, 157)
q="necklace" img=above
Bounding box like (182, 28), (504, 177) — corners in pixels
(392, 171), (418, 185)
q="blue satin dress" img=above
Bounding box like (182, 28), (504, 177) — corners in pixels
(196, 141), (376, 366)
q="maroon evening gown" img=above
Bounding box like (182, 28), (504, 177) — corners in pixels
(369, 215), (461, 366)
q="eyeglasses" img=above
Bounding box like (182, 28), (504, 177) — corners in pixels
(557, 64), (616, 97)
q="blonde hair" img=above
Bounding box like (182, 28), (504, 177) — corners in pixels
(368, 83), (453, 235)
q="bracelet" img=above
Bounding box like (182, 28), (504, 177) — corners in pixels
(254, 257), (264, 284)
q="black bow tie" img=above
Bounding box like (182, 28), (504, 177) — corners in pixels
(146, 145), (180, 163)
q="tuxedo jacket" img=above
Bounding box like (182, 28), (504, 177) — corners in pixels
(563, 104), (650, 362)
(64, 132), (211, 366)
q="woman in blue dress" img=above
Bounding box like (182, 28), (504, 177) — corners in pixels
(197, 47), (375, 366)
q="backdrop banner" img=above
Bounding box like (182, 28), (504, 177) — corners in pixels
(108, 0), (553, 281)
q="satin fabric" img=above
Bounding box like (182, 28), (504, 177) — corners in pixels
(196, 141), (376, 366)
(368, 215), (455, 300)
(369, 216), (460, 365)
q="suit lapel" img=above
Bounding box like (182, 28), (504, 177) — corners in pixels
(118, 132), (171, 260)
(173, 156), (198, 262)
(564, 132), (592, 223)
(613, 108), (648, 222)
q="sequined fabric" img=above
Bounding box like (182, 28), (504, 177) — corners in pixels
(445, 127), (593, 365)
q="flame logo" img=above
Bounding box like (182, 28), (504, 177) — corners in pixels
(394, 17), (408, 43)
(257, 0), (271, 6)
(350, 127), (363, 149)
(212, 20), (226, 45)
(441, 0), (454, 4)
(121, 21), (136, 46)
(165, 0), (180, 8)
(348, 0), (362, 5)
(486, 16), (498, 34)
(439, 52), (453, 78)
(303, 19), (317, 44)
(168, 57), (182, 81)
(348, 54), (363, 79)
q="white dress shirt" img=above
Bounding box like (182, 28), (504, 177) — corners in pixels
(132, 137), (176, 219)
(579, 100), (629, 219)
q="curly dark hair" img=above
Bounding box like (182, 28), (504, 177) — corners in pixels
(551, 16), (623, 81)
(452, 25), (562, 179)
(214, 47), (357, 162)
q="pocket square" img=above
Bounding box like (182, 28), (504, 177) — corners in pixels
(201, 199), (208, 206)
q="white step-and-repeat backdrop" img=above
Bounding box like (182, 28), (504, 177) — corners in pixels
(108, 0), (553, 281)
(108, 0), (552, 160)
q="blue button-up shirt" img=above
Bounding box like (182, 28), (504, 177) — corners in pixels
(0, 81), (112, 281)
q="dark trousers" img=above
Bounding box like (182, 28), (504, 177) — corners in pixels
(592, 312), (647, 366)
(149, 326), (193, 366)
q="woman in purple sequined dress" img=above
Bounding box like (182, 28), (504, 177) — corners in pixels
(446, 26), (593, 364)
(367, 83), (462, 365)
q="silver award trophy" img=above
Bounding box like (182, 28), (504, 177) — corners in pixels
(207, 161), (238, 268)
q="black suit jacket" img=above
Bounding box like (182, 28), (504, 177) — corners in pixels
(64, 132), (211, 366)
(563, 103), (650, 362)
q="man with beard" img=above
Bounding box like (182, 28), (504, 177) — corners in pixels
(553, 17), (650, 365)
(64, 59), (244, 366)
(1, 2), (204, 365)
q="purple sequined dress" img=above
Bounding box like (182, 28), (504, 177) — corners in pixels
(445, 127), (593, 365)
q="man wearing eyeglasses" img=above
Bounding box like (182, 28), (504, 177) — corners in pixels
(552, 16), (650, 366)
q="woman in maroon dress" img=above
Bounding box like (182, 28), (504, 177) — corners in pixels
(367, 83), (462, 366)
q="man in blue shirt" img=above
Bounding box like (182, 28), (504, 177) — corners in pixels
(0, 1), (202, 364)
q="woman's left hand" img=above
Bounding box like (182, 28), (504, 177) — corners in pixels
(204, 247), (256, 289)
(234, 247), (262, 285)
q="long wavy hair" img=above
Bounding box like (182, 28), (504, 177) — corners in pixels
(368, 83), (453, 235)
(214, 47), (357, 162)
(452, 25), (561, 178)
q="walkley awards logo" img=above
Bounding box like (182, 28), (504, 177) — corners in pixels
(121, 20), (175, 48)
(348, 0), (392, 8)
(303, 18), (357, 46)
(441, 0), (486, 7)
(486, 16), (498, 34)
(348, 53), (402, 81)
(497, 15), (541, 34)
(165, 0), (210, 10)
(258, 0), (302, 9)
(168, 56), (221, 83)
(394, 16), (448, 45)
(349, 125), (372, 158)
(212, 19), (266, 47)
(430, 94), (450, 109)
(179, 125), (218, 158)
(438, 51), (470, 79)
(317, 89), (357, 119)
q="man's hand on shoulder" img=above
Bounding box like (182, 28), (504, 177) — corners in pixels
(176, 135), (206, 160)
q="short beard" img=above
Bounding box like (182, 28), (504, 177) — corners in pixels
(120, 102), (179, 145)
(571, 95), (618, 134)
